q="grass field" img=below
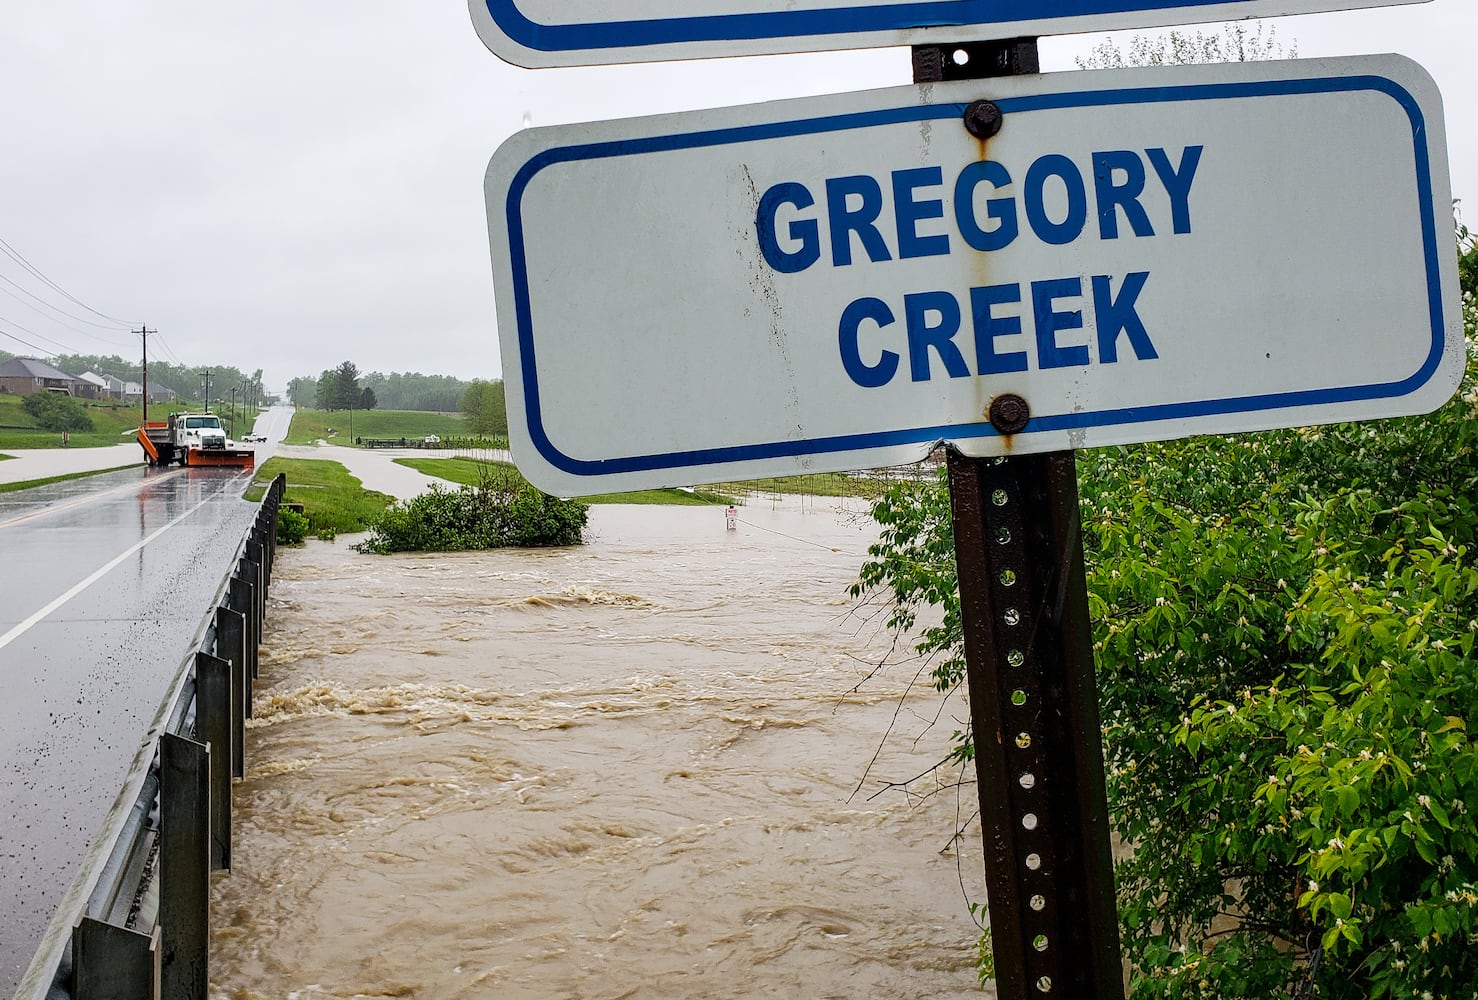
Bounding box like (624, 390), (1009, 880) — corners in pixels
(283, 408), (467, 445)
(706, 472), (903, 500)
(395, 456), (739, 505)
(0, 393), (144, 449)
(0, 392), (260, 449)
(245, 457), (394, 537)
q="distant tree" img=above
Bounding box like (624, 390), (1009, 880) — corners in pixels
(315, 369), (335, 410)
(286, 376), (315, 408)
(1459, 203), (1476, 297)
(360, 386), (377, 411)
(460, 379), (507, 435)
(1076, 19), (1294, 69)
(331, 360), (361, 410)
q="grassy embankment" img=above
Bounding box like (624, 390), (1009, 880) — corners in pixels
(397, 455), (902, 503)
(281, 408), (468, 446)
(245, 457), (394, 537)
(394, 456), (737, 505)
(243, 451), (912, 542)
(0, 392), (260, 449)
(0, 392), (143, 449)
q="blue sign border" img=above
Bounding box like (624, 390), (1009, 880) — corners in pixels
(503, 75), (1446, 481)
(484, 0), (1254, 53)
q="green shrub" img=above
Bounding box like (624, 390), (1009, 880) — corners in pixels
(354, 468), (587, 554)
(276, 508), (309, 546)
(22, 393), (94, 432)
(852, 286), (1478, 995)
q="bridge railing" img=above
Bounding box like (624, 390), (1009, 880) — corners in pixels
(17, 473), (286, 1000)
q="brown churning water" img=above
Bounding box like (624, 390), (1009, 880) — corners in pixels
(208, 498), (988, 999)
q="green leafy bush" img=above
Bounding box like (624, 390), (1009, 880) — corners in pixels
(21, 393), (94, 432)
(853, 280), (1478, 994)
(354, 469), (587, 554)
(276, 508), (309, 546)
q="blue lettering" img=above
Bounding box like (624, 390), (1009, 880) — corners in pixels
(969, 284), (1027, 375)
(838, 297), (899, 388)
(905, 291), (969, 383)
(755, 182), (820, 274)
(1024, 155), (1088, 246)
(892, 166), (950, 260)
(1092, 272), (1157, 363)
(826, 175), (892, 267)
(1032, 278), (1087, 369)
(1093, 151), (1154, 240)
(954, 161), (1018, 253)
(1147, 146), (1203, 235)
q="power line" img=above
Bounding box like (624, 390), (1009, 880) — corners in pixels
(0, 323), (62, 357)
(152, 333), (186, 366)
(0, 314), (79, 355)
(0, 282), (131, 347)
(0, 234), (139, 328)
(0, 270), (132, 337)
(0, 316), (82, 358)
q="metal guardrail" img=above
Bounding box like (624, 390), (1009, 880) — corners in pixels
(14, 474), (285, 1000)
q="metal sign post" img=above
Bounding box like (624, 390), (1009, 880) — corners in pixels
(916, 38), (1123, 998)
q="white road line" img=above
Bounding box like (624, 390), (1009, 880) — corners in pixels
(0, 488), (224, 653)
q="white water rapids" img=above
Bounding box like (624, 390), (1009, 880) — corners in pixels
(208, 497), (990, 999)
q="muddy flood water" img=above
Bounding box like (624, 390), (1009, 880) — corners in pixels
(208, 497), (990, 999)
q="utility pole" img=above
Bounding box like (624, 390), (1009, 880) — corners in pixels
(230, 386), (238, 435)
(135, 326), (155, 421)
(201, 370), (213, 413)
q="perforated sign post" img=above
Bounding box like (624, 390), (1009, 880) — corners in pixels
(468, 0), (1433, 67)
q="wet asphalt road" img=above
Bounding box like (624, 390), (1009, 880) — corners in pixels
(0, 461), (260, 996)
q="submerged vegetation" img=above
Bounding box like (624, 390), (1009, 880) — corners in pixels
(354, 467), (587, 553)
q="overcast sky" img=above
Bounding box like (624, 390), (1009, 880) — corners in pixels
(0, 2), (1471, 392)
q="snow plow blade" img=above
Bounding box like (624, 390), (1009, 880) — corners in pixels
(186, 448), (255, 468)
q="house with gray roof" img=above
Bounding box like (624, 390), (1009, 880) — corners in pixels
(0, 358), (93, 398)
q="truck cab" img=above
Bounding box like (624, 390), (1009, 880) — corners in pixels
(176, 413), (229, 452)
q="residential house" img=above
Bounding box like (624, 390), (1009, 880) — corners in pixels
(0, 357), (92, 397)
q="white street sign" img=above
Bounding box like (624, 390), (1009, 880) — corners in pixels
(468, 0), (1433, 68)
(484, 56), (1462, 497)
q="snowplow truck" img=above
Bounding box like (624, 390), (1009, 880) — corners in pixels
(138, 412), (255, 468)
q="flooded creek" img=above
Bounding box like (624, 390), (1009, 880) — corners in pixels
(209, 498), (988, 999)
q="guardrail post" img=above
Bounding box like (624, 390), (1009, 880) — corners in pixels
(196, 651), (232, 871)
(73, 918), (161, 999)
(244, 539), (266, 640)
(228, 574), (256, 704)
(160, 733), (209, 1000)
(238, 558), (261, 680)
(215, 606), (247, 779)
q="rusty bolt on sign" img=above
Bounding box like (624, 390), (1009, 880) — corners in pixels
(963, 100), (1003, 140)
(989, 393), (1030, 434)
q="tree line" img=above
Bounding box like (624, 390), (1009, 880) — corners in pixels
(288, 361), (378, 412)
(286, 361), (508, 435)
(287, 367), (487, 413)
(28, 352), (268, 408)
